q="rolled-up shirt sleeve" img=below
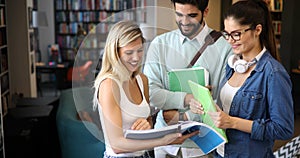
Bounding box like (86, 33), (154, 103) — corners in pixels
(251, 69), (294, 141)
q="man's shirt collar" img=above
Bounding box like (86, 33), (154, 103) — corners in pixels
(179, 22), (210, 44)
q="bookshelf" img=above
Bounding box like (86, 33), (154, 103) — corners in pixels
(54, 0), (149, 65)
(7, 0), (37, 98)
(0, 0), (6, 156)
(265, 0), (283, 50)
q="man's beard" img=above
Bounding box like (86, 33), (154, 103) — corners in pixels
(177, 17), (203, 39)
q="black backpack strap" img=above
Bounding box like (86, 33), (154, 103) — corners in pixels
(188, 30), (222, 68)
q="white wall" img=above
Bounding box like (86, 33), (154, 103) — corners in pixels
(206, 0), (221, 30)
(232, 0), (240, 4)
(156, 1), (177, 35)
(38, 0), (55, 63)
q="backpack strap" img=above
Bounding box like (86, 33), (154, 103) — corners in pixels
(188, 30), (223, 68)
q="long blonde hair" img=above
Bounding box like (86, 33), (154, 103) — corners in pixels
(93, 21), (144, 110)
(96, 20), (144, 81)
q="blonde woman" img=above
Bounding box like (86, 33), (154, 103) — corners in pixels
(93, 21), (197, 158)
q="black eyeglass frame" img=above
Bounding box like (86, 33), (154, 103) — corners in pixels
(221, 27), (252, 41)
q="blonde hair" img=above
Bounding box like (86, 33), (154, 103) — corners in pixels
(94, 20), (144, 90)
(93, 21), (144, 110)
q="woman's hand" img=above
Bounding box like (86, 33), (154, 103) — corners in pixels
(161, 130), (199, 145)
(131, 118), (151, 130)
(208, 105), (235, 129)
(189, 98), (205, 115)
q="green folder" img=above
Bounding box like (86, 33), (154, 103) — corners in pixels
(188, 80), (228, 142)
(168, 67), (209, 93)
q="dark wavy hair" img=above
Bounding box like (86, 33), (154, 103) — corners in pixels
(170, 0), (209, 12)
(224, 0), (280, 61)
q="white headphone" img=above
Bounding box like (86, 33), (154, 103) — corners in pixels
(228, 54), (257, 73)
(228, 47), (266, 73)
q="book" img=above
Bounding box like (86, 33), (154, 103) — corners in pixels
(124, 121), (226, 154)
(188, 80), (227, 142)
(168, 67), (209, 93)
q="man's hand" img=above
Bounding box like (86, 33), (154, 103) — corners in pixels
(163, 109), (186, 125)
(169, 130), (199, 145)
(163, 109), (179, 125)
(184, 94), (194, 107)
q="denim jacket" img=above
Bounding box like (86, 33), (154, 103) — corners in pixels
(216, 51), (294, 158)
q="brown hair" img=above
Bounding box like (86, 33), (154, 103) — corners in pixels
(224, 0), (280, 61)
(170, 0), (209, 12)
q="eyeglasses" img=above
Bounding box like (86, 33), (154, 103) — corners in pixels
(221, 28), (252, 41)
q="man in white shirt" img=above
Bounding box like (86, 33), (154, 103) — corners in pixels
(143, 0), (232, 157)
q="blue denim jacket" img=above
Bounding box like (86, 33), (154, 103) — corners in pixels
(216, 51), (294, 158)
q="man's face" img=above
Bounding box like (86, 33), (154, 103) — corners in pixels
(175, 3), (203, 39)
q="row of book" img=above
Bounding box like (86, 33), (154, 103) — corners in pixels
(58, 23), (80, 34)
(57, 23), (96, 34)
(0, 48), (8, 74)
(56, 10), (135, 24)
(0, 30), (6, 47)
(57, 35), (78, 49)
(57, 34), (107, 49)
(57, 11), (108, 22)
(56, 0), (146, 11)
(81, 37), (102, 49)
(273, 21), (281, 35)
(0, 8), (5, 26)
(60, 47), (102, 61)
(57, 21), (119, 34)
(266, 0), (283, 12)
(77, 48), (102, 61)
(61, 49), (76, 61)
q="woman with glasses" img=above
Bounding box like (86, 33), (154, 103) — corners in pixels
(190, 0), (294, 157)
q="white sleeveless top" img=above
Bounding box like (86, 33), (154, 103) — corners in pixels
(97, 75), (151, 157)
(217, 81), (240, 157)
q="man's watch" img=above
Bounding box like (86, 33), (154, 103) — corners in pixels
(178, 111), (185, 121)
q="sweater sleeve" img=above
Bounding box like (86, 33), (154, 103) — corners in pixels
(143, 37), (186, 110)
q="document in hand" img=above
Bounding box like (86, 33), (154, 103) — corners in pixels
(188, 80), (227, 142)
(168, 67), (209, 93)
(124, 121), (227, 154)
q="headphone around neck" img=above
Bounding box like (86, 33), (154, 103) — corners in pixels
(228, 55), (257, 73)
